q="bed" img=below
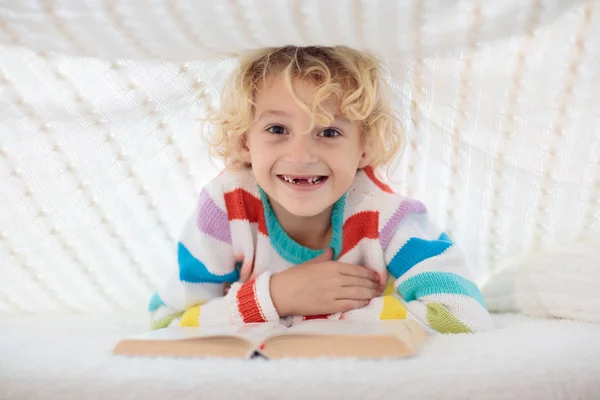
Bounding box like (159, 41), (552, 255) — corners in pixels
(3, 312), (599, 399)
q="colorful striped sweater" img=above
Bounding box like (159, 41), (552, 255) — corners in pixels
(149, 167), (493, 334)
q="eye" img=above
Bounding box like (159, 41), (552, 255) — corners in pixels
(318, 128), (342, 138)
(267, 125), (288, 135)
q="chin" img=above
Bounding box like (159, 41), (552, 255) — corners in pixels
(280, 201), (328, 218)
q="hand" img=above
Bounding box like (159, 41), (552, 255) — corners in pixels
(269, 248), (385, 317)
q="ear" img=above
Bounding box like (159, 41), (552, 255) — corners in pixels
(239, 133), (252, 164)
(357, 129), (372, 169)
(357, 150), (371, 169)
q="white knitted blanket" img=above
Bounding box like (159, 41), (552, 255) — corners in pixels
(1, 0), (598, 314)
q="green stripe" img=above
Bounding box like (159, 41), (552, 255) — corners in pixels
(426, 302), (471, 334)
(398, 271), (487, 309)
(151, 311), (184, 330)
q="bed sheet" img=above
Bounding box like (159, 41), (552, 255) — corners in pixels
(2, 312), (599, 400)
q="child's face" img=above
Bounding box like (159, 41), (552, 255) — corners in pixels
(242, 76), (369, 218)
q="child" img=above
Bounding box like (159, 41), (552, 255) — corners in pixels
(148, 46), (493, 335)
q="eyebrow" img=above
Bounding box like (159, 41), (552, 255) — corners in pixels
(257, 109), (351, 124)
(257, 110), (293, 119)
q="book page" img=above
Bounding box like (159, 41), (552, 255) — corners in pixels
(285, 319), (414, 338)
(262, 320), (427, 359)
(124, 322), (288, 345)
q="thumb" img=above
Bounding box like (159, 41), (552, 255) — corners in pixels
(307, 247), (333, 264)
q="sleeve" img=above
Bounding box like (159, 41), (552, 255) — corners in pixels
(341, 206), (494, 335)
(147, 189), (280, 330)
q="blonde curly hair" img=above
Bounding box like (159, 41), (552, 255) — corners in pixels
(205, 46), (404, 177)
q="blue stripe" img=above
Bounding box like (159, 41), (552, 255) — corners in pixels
(388, 233), (453, 279)
(178, 242), (240, 284)
(438, 232), (451, 242)
(398, 271), (487, 308)
(148, 292), (165, 312)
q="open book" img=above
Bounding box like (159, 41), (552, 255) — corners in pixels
(113, 319), (428, 359)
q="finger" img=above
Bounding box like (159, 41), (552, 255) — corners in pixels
(339, 276), (381, 291)
(378, 271), (389, 285)
(306, 247), (333, 264)
(334, 299), (370, 313)
(337, 263), (380, 282)
(336, 286), (381, 301)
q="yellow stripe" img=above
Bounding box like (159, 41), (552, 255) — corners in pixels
(426, 302), (471, 334)
(179, 304), (202, 327)
(379, 295), (408, 320)
(383, 281), (395, 296)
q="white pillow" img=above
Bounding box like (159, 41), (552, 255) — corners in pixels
(481, 238), (600, 323)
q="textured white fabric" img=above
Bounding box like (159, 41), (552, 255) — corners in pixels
(0, 1), (599, 316)
(2, 312), (600, 399)
(0, 0), (587, 60)
(482, 238), (600, 323)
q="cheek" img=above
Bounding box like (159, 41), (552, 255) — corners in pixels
(330, 147), (361, 167)
(328, 156), (358, 180)
(246, 135), (264, 162)
(332, 149), (363, 181)
(337, 164), (359, 183)
(249, 152), (273, 177)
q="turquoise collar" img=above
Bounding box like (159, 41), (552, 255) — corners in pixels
(257, 186), (345, 264)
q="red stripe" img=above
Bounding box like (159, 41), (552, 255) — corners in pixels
(224, 188), (268, 236)
(364, 166), (394, 193)
(305, 314), (329, 320)
(236, 278), (266, 323)
(340, 211), (379, 257)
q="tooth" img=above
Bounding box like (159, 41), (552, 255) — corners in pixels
(281, 175), (324, 184)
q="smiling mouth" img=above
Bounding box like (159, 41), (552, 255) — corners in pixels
(277, 175), (328, 185)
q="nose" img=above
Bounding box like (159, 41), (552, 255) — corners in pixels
(283, 133), (318, 165)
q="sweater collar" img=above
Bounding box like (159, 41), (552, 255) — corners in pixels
(257, 186), (345, 264)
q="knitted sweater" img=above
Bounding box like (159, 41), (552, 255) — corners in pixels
(149, 167), (493, 334)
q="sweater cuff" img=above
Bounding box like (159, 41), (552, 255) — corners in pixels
(235, 272), (279, 323)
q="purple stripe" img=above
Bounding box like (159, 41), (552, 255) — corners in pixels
(196, 189), (231, 244)
(379, 199), (427, 248)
